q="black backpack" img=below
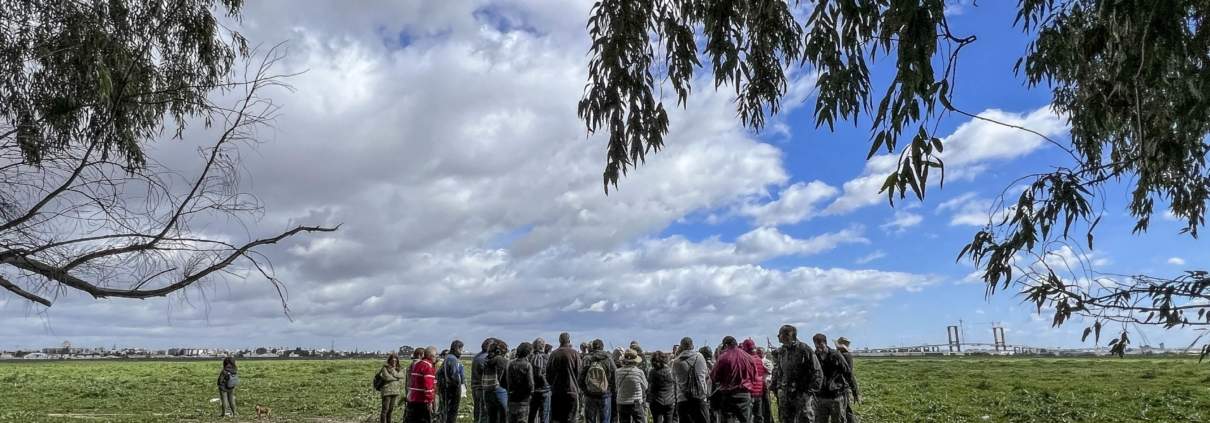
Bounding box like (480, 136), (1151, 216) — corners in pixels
(373, 370), (387, 391)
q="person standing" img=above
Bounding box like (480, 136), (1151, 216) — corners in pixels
(474, 339), (495, 423)
(711, 337), (756, 423)
(378, 354), (406, 423)
(672, 338), (710, 423)
(442, 341), (467, 423)
(216, 357), (239, 417)
(812, 334), (855, 423)
(485, 340), (512, 423)
(740, 340), (767, 423)
(505, 342), (537, 423)
(834, 338), (859, 423)
(647, 351), (677, 423)
(406, 347), (439, 423)
(580, 339), (616, 423)
(772, 325), (823, 423)
(530, 338), (553, 423)
(548, 332), (582, 423)
(615, 350), (649, 423)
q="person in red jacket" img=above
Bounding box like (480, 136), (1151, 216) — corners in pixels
(740, 339), (768, 423)
(710, 336), (756, 423)
(407, 347), (439, 423)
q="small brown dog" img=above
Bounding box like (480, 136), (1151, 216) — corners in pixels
(255, 404), (271, 419)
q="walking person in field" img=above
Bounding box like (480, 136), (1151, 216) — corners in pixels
(406, 347), (440, 423)
(379, 353), (407, 423)
(812, 334), (856, 423)
(216, 357), (239, 417)
(548, 332), (582, 423)
(530, 338), (552, 423)
(474, 338), (496, 423)
(772, 325), (823, 423)
(834, 338), (859, 423)
(647, 351), (677, 423)
(442, 341), (467, 423)
(504, 342), (536, 423)
(615, 349), (649, 423)
(672, 337), (710, 423)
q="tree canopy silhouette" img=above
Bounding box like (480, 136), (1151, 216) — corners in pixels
(579, 0), (1210, 358)
(1, 0), (335, 309)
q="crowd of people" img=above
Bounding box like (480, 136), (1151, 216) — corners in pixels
(372, 324), (860, 423)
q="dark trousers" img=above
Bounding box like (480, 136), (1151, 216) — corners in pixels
(584, 394), (611, 423)
(444, 388), (462, 423)
(551, 392), (579, 423)
(405, 402), (434, 423)
(844, 391), (857, 423)
(677, 398), (709, 423)
(381, 395), (399, 423)
(531, 391), (551, 423)
(509, 401), (532, 423)
(219, 389), (237, 417)
(777, 391), (816, 423)
(718, 393), (751, 423)
(475, 387), (489, 423)
(650, 402), (675, 423)
(750, 395), (763, 423)
(618, 402), (646, 423)
(814, 395), (846, 423)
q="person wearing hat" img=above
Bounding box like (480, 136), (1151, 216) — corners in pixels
(615, 349), (649, 423)
(835, 338), (859, 423)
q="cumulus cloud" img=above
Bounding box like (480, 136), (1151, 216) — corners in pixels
(880, 211), (923, 233)
(823, 106), (1067, 215)
(738, 181), (839, 226)
(1168, 257), (1186, 266)
(0, 0), (935, 350)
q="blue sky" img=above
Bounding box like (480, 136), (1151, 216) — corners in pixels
(2, 0), (1205, 352)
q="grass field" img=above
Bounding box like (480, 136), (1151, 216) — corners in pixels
(1, 357), (1207, 422)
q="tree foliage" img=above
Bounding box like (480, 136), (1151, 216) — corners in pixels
(1, 1), (334, 309)
(580, 0), (1210, 358)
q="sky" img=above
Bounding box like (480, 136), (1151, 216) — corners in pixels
(2, 0), (1207, 353)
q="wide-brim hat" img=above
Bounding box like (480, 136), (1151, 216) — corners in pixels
(623, 349), (643, 365)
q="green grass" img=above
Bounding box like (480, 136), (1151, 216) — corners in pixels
(1, 357), (1207, 422)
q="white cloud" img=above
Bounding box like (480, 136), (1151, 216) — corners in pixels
(0, 1), (934, 350)
(738, 180), (839, 226)
(881, 211), (923, 233)
(855, 250), (886, 265)
(1168, 257), (1186, 266)
(823, 106), (1067, 215)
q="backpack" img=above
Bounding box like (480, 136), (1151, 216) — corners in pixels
(373, 370), (387, 391)
(584, 358), (609, 396)
(225, 372), (240, 390)
(675, 355), (702, 399)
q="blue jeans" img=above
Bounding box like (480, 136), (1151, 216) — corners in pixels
(488, 386), (510, 423)
(584, 394), (611, 423)
(530, 390), (551, 423)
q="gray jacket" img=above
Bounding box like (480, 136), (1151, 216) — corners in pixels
(672, 350), (708, 402)
(615, 365), (648, 404)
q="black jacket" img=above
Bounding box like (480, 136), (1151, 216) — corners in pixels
(772, 341), (822, 395)
(814, 346), (856, 398)
(647, 366), (677, 407)
(503, 357), (535, 402)
(547, 346), (582, 395)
